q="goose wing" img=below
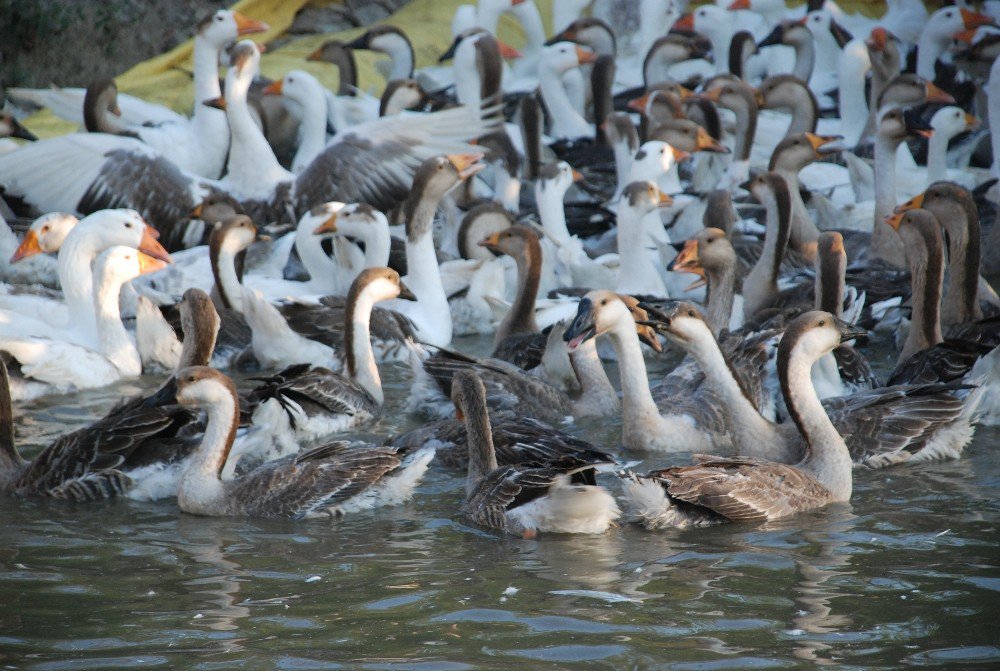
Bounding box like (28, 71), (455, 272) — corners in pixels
(279, 299), (415, 349)
(234, 442), (402, 519)
(888, 339), (994, 386)
(491, 332), (547, 371)
(13, 426), (131, 500)
(247, 365), (379, 423)
(293, 105), (502, 213)
(463, 465), (563, 533)
(653, 457), (834, 523)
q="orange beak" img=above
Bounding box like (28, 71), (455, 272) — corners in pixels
(571, 168), (584, 182)
(139, 225), (172, 263)
(677, 85), (697, 101)
(263, 80), (283, 96)
(893, 192), (924, 215)
(233, 12), (270, 36)
(628, 93), (650, 113)
(478, 231), (503, 250)
(727, 0), (751, 10)
(575, 46), (598, 65)
(753, 88), (766, 107)
(10, 230), (42, 264)
(866, 27), (888, 51)
(671, 146), (692, 163)
(111, 103), (122, 117)
(138, 252), (169, 275)
(674, 13), (695, 31)
(203, 96), (226, 110)
(672, 239), (702, 274)
(447, 153), (486, 180)
(960, 8), (995, 30)
(658, 190), (674, 207)
(313, 211), (338, 235)
(924, 81), (955, 104)
(699, 87), (723, 103)
(498, 40), (522, 59)
(795, 15), (809, 26)
(885, 211), (905, 230)
(190, 203), (204, 218)
(695, 126), (728, 153)
(306, 45), (325, 61)
(805, 132), (842, 156)
(914, 128), (934, 139)
(964, 112), (979, 129)
(953, 27), (979, 43)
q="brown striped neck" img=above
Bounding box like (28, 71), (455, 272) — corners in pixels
(495, 228), (542, 341)
(815, 233), (846, 316)
(898, 211), (944, 361)
(0, 360), (24, 471)
(178, 288), (220, 369)
(476, 34), (504, 105)
(925, 183), (982, 326)
(454, 373), (497, 497)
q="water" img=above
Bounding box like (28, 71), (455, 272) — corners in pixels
(3, 333), (998, 670)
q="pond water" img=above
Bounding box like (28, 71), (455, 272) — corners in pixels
(3, 333), (998, 670)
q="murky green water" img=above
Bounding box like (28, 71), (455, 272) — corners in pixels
(3, 334), (998, 670)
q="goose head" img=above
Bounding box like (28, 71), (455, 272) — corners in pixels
(877, 74), (954, 112)
(700, 79), (757, 115)
(10, 213), (79, 263)
(458, 202), (513, 260)
(197, 9), (269, 47)
(171, 366), (239, 417)
(876, 106), (934, 144)
(0, 113), (36, 141)
(649, 119), (729, 154)
(667, 227), (735, 291)
(539, 42), (597, 75)
(306, 40), (359, 94)
(628, 83), (693, 120)
(677, 5), (733, 42)
(643, 35), (710, 84)
(778, 311), (867, 369)
(450, 368), (487, 422)
(179, 287), (221, 355)
(563, 290), (663, 351)
(304, 201), (347, 238)
(404, 154), (485, 239)
(82, 78), (122, 133)
(349, 266), (415, 305)
(477, 223), (541, 262)
(628, 141), (689, 182)
(379, 79), (427, 116)
(929, 105), (978, 141)
(346, 25), (413, 76)
(93, 245), (169, 289)
(547, 18), (617, 56)
(191, 194), (243, 224)
(740, 171), (790, 204)
(210, 215), (257, 254)
(885, 208), (944, 270)
(537, 161), (582, 199)
(262, 70), (324, 109)
(635, 300), (715, 349)
(313, 202), (386, 242)
(75, 209), (171, 263)
(758, 74), (813, 112)
(922, 5), (995, 47)
(894, 181), (974, 226)
(621, 180), (673, 215)
(865, 27), (901, 80)
(758, 20), (812, 50)
(769, 132), (842, 171)
(801, 10), (853, 48)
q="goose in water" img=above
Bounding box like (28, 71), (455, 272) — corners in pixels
(7, 10), (269, 179)
(453, 370), (620, 537)
(1, 246), (166, 400)
(621, 311), (866, 528)
(149, 366), (434, 519)
(642, 302), (982, 469)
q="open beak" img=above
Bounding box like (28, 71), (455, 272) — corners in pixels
(893, 192), (924, 215)
(636, 323), (663, 352)
(477, 231), (503, 255)
(835, 317), (867, 342)
(563, 298), (599, 351)
(313, 211), (338, 235)
(575, 46), (598, 65)
(10, 230), (42, 263)
(397, 280), (417, 301)
(924, 82), (955, 105)
(203, 96), (227, 110)
(667, 239), (708, 290)
(447, 153), (486, 180)
(139, 225), (172, 263)
(138, 252), (168, 275)
(674, 14), (695, 32)
(233, 12), (269, 36)
(262, 80), (283, 96)
(497, 39), (522, 59)
(696, 126), (728, 153)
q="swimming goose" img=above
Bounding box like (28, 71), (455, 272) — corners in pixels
(621, 311), (863, 529)
(454, 370), (620, 536)
(1, 209), (170, 345)
(1, 246), (166, 400)
(643, 302), (977, 468)
(152, 366), (434, 519)
(8, 10), (268, 179)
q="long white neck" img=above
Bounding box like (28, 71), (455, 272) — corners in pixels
(178, 388), (235, 514)
(348, 290), (383, 405)
(991, 62), (1000, 178)
(94, 272), (141, 377)
(785, 349), (852, 500)
(611, 139), (635, 200)
(536, 183), (571, 243)
(608, 317), (663, 432)
(837, 40), (870, 147)
(190, 36), (229, 178)
(792, 39), (815, 83)
(871, 132), (906, 266)
(291, 85), (331, 173)
(539, 65), (592, 140)
(384, 39), (414, 80)
(215, 236), (246, 313)
(294, 226), (335, 291)
(926, 131), (949, 185)
(511, 4), (547, 76)
(617, 205), (666, 296)
(224, 67), (291, 198)
(57, 231), (101, 343)
(916, 31), (944, 80)
(406, 205), (452, 346)
(360, 227), (391, 269)
(454, 41), (481, 109)
(570, 338), (619, 414)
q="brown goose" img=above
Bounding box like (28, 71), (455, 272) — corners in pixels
(454, 371), (620, 537)
(480, 226), (543, 368)
(740, 172), (792, 321)
(150, 367), (433, 519)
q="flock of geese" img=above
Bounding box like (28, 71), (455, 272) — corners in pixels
(0, 0), (998, 535)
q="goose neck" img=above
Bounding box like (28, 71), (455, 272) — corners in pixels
(344, 287), (383, 405)
(210, 235), (246, 313)
(916, 34), (943, 81)
(940, 202), (982, 326)
(292, 91), (331, 172)
(178, 312), (219, 369)
(192, 35), (224, 115)
(792, 40), (815, 83)
(837, 40), (870, 146)
(871, 133), (907, 266)
(816, 253), (845, 317)
(294, 223), (335, 283)
(900, 234), (943, 363)
(536, 184), (571, 242)
(496, 244), (541, 342)
(224, 69), (290, 193)
(539, 65), (591, 140)
(94, 272), (140, 377)
(569, 338), (618, 413)
(730, 97), (757, 161)
(58, 231), (100, 342)
(926, 132), (949, 185)
(706, 263), (736, 336)
(361, 226), (391, 269)
(463, 394), (498, 498)
(784, 89), (818, 136)
(608, 318), (662, 429)
(405, 213), (451, 344)
(0, 366), (24, 474)
(178, 385), (238, 513)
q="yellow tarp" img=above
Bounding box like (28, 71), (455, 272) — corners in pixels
(23, 0), (899, 139)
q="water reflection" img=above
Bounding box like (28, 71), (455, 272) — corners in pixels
(174, 517), (250, 636)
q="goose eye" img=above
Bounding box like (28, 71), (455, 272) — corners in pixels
(125, 222), (133, 228)
(216, 15), (223, 21)
(687, 310), (695, 317)
(42, 226), (49, 232)
(817, 320), (826, 327)
(601, 299), (608, 305)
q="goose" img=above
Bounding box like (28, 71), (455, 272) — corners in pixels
(621, 311), (864, 529)
(7, 9), (269, 179)
(347, 26), (415, 81)
(538, 42), (599, 141)
(262, 71), (332, 174)
(149, 366), (434, 519)
(3, 212), (77, 287)
(304, 40), (381, 132)
(642, 302), (980, 469)
(453, 370), (620, 537)
(915, 6), (994, 82)
(1, 209), (170, 346)
(563, 291), (733, 454)
(699, 79), (758, 191)
(740, 172), (792, 320)
(0, 246), (166, 400)
(616, 181), (674, 298)
(480, 225), (543, 364)
(675, 6), (734, 77)
(0, 42), (498, 245)
(925, 107), (980, 187)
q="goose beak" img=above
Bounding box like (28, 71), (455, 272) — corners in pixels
(924, 82), (955, 105)
(884, 211), (905, 230)
(138, 252), (168, 275)
(866, 27), (888, 51)
(203, 96), (227, 110)
(145, 377), (178, 408)
(953, 27), (979, 43)
(140, 225), (172, 263)
(738, 177), (755, 192)
(262, 80), (283, 96)
(806, 132), (844, 156)
(439, 35), (461, 62)
(753, 88), (766, 107)
(627, 93), (650, 113)
(964, 112), (979, 129)
(671, 146), (692, 163)
(313, 211), (338, 235)
(233, 12), (269, 36)
(960, 8), (995, 31)
(893, 193), (924, 215)
(564, 298), (598, 351)
(571, 168), (585, 182)
(695, 126), (728, 153)
(447, 153), (486, 180)
(190, 203), (204, 218)
(727, 0), (751, 9)
(835, 318), (867, 342)
(397, 280), (417, 301)
(658, 190), (674, 207)
(667, 239), (702, 274)
(678, 85), (697, 101)
(10, 118), (38, 141)
(575, 46), (598, 65)
(346, 32), (371, 50)
(636, 323), (663, 352)
(699, 87), (723, 103)
(903, 109), (935, 138)
(674, 13), (695, 32)
(497, 39), (522, 59)
(478, 231), (503, 253)
(10, 230), (42, 263)
(757, 25), (784, 49)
